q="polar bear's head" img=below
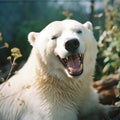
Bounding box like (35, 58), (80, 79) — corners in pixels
(28, 19), (97, 80)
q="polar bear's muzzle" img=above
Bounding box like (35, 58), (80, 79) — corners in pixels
(57, 39), (84, 77)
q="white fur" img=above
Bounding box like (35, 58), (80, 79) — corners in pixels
(0, 19), (109, 120)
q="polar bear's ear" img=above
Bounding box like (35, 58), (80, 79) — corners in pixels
(28, 32), (38, 46)
(83, 21), (93, 31)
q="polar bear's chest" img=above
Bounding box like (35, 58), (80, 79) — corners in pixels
(22, 98), (78, 120)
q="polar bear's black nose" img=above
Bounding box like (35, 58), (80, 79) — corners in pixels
(65, 39), (80, 53)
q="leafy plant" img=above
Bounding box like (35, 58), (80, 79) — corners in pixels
(95, 1), (120, 80)
(0, 33), (22, 83)
(6, 47), (22, 81)
(97, 26), (120, 76)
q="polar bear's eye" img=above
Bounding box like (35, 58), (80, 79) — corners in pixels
(76, 30), (82, 34)
(51, 35), (58, 40)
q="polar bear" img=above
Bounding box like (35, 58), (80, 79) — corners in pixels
(0, 19), (119, 120)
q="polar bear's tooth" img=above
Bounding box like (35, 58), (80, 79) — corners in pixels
(80, 64), (83, 70)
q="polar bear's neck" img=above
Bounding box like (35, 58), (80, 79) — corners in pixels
(20, 48), (42, 76)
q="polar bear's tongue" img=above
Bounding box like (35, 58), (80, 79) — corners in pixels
(66, 55), (83, 76)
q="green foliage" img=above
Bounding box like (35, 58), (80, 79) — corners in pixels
(97, 27), (120, 78)
(95, 2), (120, 80)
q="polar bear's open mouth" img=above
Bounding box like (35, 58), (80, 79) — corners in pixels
(58, 54), (84, 76)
